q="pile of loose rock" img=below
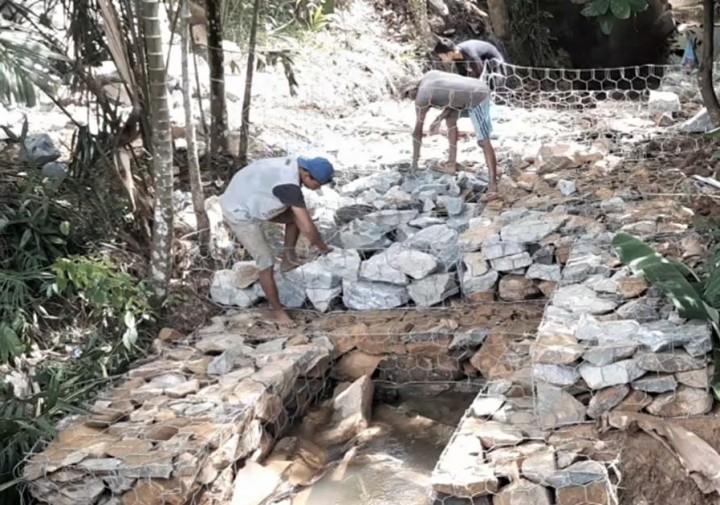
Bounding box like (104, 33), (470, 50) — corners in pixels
(532, 240), (714, 422)
(210, 165), (598, 312)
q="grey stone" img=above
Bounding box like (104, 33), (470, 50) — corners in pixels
(409, 216), (446, 228)
(209, 269), (262, 307)
(600, 197), (626, 213)
(306, 286), (342, 312)
(575, 315), (640, 343)
(116, 455), (174, 479)
(340, 171), (402, 196)
(275, 271), (307, 307)
(562, 244), (607, 283)
(386, 246), (439, 279)
(632, 374), (678, 393)
(522, 451), (557, 485)
(615, 296), (662, 320)
(360, 252), (408, 285)
(490, 251), (533, 272)
(536, 382), (586, 429)
(532, 245), (555, 265)
(636, 352), (707, 373)
(471, 396), (506, 417)
(462, 269), (499, 293)
(342, 280), (409, 310)
(482, 239), (526, 260)
(403, 224), (460, 270)
(553, 285), (618, 315)
(532, 334), (585, 365)
(533, 364), (581, 386)
(437, 195), (465, 216)
(526, 263), (561, 282)
(646, 386), (713, 417)
(463, 252), (489, 277)
(362, 209), (419, 232)
(427, 0), (449, 16)
(648, 90), (681, 113)
(408, 273), (458, 307)
(334, 204), (375, 225)
(545, 460), (608, 488)
(29, 477), (105, 505)
(582, 341), (638, 366)
(474, 420), (525, 448)
(383, 186), (416, 208)
(22, 133), (61, 165)
(41, 161), (69, 181)
(103, 474), (136, 494)
(680, 108), (713, 134)
(458, 216), (497, 251)
(255, 338), (287, 354)
(208, 348), (253, 376)
(449, 328), (490, 351)
(500, 214), (566, 244)
(286, 261), (339, 289)
(557, 179), (577, 196)
(318, 249), (362, 280)
(587, 385), (629, 419)
(77, 458), (122, 472)
(340, 219), (392, 250)
(579, 359), (646, 389)
(584, 274), (618, 294)
(493, 479), (552, 505)
(676, 368), (711, 389)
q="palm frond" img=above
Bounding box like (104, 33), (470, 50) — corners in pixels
(0, 20), (67, 107)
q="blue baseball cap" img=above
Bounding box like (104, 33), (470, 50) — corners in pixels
(297, 156), (334, 184)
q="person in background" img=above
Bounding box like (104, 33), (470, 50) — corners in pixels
(433, 37), (505, 79)
(403, 70), (499, 199)
(220, 156), (334, 328)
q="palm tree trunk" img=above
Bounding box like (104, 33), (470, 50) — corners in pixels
(205, 0), (228, 153)
(181, 0), (210, 253)
(238, 0), (262, 166)
(142, 0), (174, 301)
(487, 0), (509, 39)
(699, 0), (720, 126)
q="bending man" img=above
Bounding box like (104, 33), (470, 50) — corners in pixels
(405, 70), (498, 197)
(221, 156), (334, 327)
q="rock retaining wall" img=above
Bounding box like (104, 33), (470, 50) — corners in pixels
(22, 320), (335, 505)
(532, 239), (714, 422)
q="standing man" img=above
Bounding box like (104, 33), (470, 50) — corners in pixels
(433, 37), (505, 79)
(221, 156), (334, 327)
(404, 70), (499, 199)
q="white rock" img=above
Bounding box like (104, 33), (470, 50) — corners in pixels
(579, 359), (646, 389)
(408, 273), (458, 307)
(210, 270), (262, 307)
(557, 179), (577, 196)
(462, 269), (499, 294)
(648, 90), (681, 114)
(318, 249), (362, 280)
(360, 252), (408, 285)
(526, 263), (561, 282)
(680, 108), (713, 133)
(386, 247), (439, 279)
(342, 280), (409, 310)
(306, 286), (342, 313)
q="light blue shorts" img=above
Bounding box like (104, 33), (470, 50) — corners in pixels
(460, 99), (493, 142)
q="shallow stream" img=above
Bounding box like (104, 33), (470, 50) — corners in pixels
(293, 391), (475, 505)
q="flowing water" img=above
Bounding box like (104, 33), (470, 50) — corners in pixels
(294, 391), (475, 505)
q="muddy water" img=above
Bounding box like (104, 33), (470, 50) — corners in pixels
(295, 392), (475, 505)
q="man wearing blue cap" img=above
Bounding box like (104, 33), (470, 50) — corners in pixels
(221, 155), (335, 327)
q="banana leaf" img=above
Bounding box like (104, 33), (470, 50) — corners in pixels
(612, 232), (720, 399)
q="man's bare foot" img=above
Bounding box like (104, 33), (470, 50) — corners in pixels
(280, 257), (304, 273)
(273, 308), (296, 328)
(480, 190), (502, 203)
